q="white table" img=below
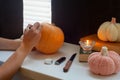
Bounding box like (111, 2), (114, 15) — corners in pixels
(0, 43), (120, 80)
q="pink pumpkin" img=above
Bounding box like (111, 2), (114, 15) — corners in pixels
(88, 46), (120, 75)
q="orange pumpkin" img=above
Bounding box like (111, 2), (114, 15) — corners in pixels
(35, 23), (64, 54)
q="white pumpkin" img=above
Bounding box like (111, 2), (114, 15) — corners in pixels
(97, 17), (120, 42)
(116, 23), (120, 41)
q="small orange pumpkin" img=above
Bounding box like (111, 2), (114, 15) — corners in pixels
(35, 23), (64, 54)
(88, 46), (120, 75)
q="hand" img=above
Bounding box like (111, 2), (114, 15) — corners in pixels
(22, 22), (41, 51)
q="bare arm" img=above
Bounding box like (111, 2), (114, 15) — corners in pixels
(0, 38), (21, 50)
(0, 44), (31, 80)
(0, 22), (41, 80)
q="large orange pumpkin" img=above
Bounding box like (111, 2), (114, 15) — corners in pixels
(35, 23), (64, 54)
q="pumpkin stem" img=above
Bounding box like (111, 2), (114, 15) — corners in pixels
(111, 17), (116, 24)
(101, 46), (108, 56)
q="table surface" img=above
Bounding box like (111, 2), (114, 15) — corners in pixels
(0, 42), (120, 80)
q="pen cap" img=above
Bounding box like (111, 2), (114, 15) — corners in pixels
(55, 57), (66, 65)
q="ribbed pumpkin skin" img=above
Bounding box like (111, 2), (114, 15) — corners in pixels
(35, 23), (64, 54)
(97, 17), (120, 42)
(88, 51), (120, 75)
(97, 22), (118, 41)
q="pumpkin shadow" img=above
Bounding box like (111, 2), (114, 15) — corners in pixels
(78, 62), (89, 68)
(28, 50), (66, 60)
(22, 50), (65, 66)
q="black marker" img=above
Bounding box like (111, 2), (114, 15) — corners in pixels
(55, 57), (66, 65)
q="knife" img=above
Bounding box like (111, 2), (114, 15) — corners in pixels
(63, 53), (77, 72)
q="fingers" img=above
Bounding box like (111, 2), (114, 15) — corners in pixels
(24, 24), (32, 32)
(24, 22), (41, 34)
(33, 22), (40, 29)
(26, 24), (33, 30)
(28, 24), (33, 29)
(32, 22), (42, 33)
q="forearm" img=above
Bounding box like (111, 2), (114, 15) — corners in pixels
(0, 37), (21, 50)
(0, 22), (41, 80)
(0, 44), (31, 80)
